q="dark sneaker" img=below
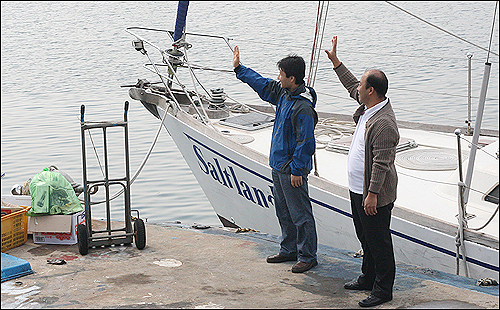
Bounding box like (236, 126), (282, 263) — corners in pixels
(344, 279), (373, 291)
(291, 260), (318, 273)
(358, 294), (392, 307)
(266, 253), (297, 263)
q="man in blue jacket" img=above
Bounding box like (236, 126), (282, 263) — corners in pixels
(232, 46), (319, 273)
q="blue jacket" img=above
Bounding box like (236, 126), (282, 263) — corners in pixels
(235, 65), (318, 176)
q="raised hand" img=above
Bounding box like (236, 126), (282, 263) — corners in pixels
(232, 45), (240, 68)
(324, 36), (341, 67)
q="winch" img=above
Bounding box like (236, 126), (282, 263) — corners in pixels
(208, 87), (226, 109)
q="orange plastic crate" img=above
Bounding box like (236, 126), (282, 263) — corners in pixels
(1, 206), (30, 252)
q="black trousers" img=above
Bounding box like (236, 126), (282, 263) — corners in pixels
(350, 191), (395, 299)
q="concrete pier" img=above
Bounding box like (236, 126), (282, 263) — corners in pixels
(1, 220), (498, 309)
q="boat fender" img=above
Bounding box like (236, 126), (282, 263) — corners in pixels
(235, 228), (257, 233)
(476, 278), (498, 286)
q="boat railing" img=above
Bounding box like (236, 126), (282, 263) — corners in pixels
(125, 27), (237, 130)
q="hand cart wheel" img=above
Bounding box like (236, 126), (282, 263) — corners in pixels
(134, 218), (146, 250)
(77, 223), (89, 255)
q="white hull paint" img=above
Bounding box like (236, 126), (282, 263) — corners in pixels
(160, 108), (499, 280)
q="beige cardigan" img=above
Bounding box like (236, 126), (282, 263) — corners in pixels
(334, 63), (400, 207)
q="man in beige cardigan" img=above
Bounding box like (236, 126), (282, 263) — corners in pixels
(325, 36), (400, 308)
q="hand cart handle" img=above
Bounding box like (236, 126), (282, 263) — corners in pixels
(80, 104), (85, 122)
(124, 101), (129, 122)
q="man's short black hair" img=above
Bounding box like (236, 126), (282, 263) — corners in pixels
(365, 70), (388, 98)
(277, 54), (306, 85)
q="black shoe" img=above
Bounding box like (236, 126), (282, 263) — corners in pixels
(358, 294), (392, 307)
(344, 279), (372, 291)
(266, 253), (297, 263)
(291, 260), (318, 273)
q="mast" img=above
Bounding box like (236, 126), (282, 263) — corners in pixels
(167, 1), (190, 88)
(463, 1), (497, 206)
(173, 1), (189, 45)
(455, 2), (497, 277)
(463, 62), (492, 205)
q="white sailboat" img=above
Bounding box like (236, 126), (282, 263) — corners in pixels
(125, 1), (498, 280)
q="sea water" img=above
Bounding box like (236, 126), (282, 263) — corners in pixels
(1, 1), (498, 225)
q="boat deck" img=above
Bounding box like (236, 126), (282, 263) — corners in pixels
(211, 109), (499, 239)
(1, 219), (498, 309)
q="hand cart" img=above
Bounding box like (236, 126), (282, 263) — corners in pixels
(77, 101), (145, 255)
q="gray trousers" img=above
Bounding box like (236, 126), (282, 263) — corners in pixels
(272, 169), (317, 263)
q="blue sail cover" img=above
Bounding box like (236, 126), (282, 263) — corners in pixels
(173, 1), (189, 42)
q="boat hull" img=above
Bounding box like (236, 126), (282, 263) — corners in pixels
(159, 108), (499, 281)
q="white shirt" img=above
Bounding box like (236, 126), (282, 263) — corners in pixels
(347, 98), (388, 194)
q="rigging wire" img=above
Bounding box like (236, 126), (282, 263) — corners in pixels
(396, 169), (499, 232)
(118, 5), (499, 228)
(486, 1), (499, 63)
(206, 66), (499, 103)
(456, 136), (499, 160)
(307, 0), (323, 86)
(385, 1), (499, 58)
(79, 98), (170, 205)
(185, 65), (498, 129)
(469, 205), (499, 231)
(307, 1), (329, 88)
(192, 64), (498, 127)
(388, 86), (498, 102)
(87, 130), (105, 178)
(315, 90), (483, 124)
(397, 169), (494, 195)
(233, 38), (498, 63)
(308, 1), (330, 177)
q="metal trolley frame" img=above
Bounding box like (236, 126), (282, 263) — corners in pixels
(77, 101), (145, 255)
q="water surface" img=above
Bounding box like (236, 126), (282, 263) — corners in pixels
(2, 1), (498, 225)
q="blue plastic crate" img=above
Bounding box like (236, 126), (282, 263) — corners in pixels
(1, 253), (34, 282)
